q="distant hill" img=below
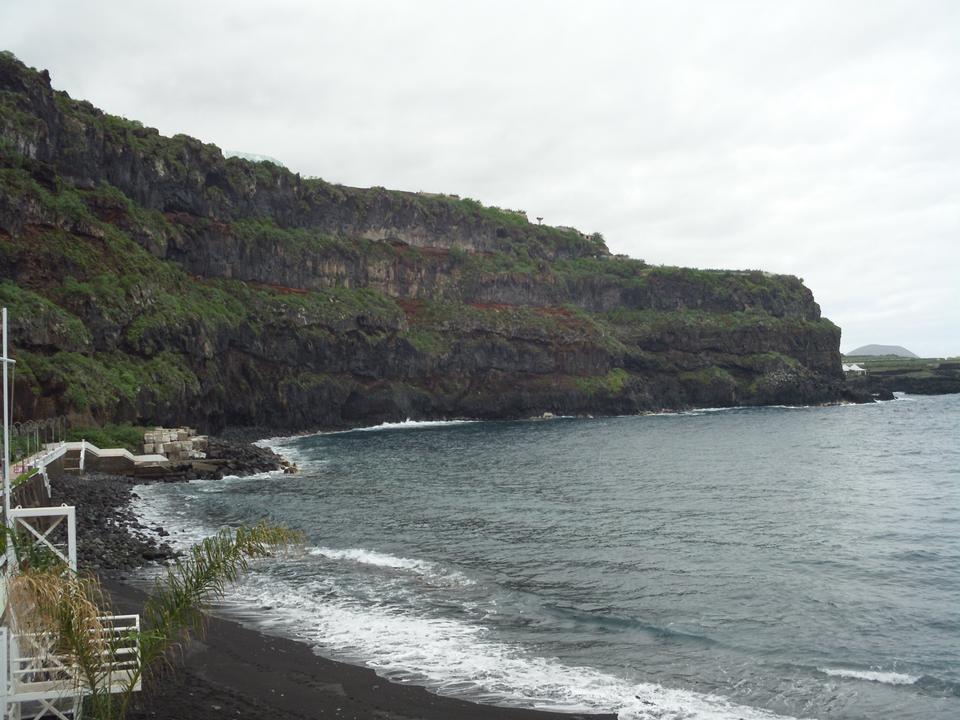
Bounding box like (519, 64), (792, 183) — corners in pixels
(847, 344), (919, 358)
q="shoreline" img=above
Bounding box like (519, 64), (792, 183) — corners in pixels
(54, 440), (616, 720)
(53, 402), (955, 719)
(107, 579), (614, 720)
(245, 397), (888, 447)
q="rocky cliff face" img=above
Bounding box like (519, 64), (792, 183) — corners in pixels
(0, 52), (849, 432)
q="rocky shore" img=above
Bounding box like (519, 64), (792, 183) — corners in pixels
(52, 436), (612, 720)
(50, 472), (176, 572)
(846, 367), (960, 398)
(52, 437), (287, 573)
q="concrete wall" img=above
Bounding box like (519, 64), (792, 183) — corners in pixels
(10, 472), (49, 509)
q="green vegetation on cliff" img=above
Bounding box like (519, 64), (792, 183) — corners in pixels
(65, 423), (146, 453)
(0, 51), (846, 429)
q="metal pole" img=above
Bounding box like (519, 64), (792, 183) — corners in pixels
(3, 307), (12, 567)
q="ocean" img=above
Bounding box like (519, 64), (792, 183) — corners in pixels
(133, 394), (960, 720)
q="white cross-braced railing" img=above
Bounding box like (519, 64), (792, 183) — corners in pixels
(4, 614), (141, 719)
(7, 506), (76, 574)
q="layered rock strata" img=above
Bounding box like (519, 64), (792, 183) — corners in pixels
(0, 52), (849, 431)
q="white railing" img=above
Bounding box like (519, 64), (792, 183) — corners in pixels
(0, 507), (143, 718)
(2, 443), (67, 504)
(10, 443), (66, 482)
(5, 614), (140, 718)
(62, 441), (166, 469)
(0, 627), (6, 718)
(93, 615), (142, 693)
(7, 506), (77, 574)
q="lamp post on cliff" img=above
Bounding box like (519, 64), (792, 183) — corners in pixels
(2, 307), (15, 568)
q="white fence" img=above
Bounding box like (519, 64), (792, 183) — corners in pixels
(0, 504), (142, 718)
(7, 506), (77, 574)
(3, 614), (140, 719)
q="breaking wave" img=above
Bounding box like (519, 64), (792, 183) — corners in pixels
(818, 668), (920, 685)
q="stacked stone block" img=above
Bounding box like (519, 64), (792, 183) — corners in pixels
(142, 427), (208, 461)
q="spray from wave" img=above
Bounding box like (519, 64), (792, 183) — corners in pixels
(309, 546), (475, 587)
(818, 668), (920, 685)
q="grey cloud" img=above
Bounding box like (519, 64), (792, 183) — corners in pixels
(2, 0), (957, 355)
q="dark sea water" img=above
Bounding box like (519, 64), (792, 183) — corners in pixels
(134, 394), (960, 720)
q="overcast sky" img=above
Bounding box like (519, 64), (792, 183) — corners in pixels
(3, 1), (958, 356)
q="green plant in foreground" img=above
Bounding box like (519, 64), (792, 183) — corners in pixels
(8, 522), (304, 720)
(0, 524), (65, 571)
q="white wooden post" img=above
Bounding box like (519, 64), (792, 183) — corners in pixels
(2, 307), (13, 569)
(66, 505), (76, 571)
(0, 627), (7, 720)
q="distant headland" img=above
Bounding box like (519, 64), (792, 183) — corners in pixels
(846, 344), (919, 358)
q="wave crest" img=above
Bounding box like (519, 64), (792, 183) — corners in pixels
(818, 667), (920, 685)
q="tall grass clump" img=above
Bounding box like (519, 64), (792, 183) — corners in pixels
(7, 568), (117, 714)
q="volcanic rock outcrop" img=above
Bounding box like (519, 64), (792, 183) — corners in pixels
(0, 52), (850, 431)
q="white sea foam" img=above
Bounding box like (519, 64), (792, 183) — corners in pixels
(344, 418), (479, 433)
(685, 406), (747, 414)
(253, 431), (329, 473)
(260, 419), (479, 445)
(256, 420), (481, 470)
(309, 546), (474, 586)
(216, 468), (287, 483)
(132, 468), (294, 549)
(818, 667), (920, 685)
(647, 407), (746, 417)
(253, 434), (301, 448)
(231, 575), (804, 720)
(278, 443), (317, 469)
(131, 482), (220, 549)
(250, 435), (316, 470)
(673, 405), (811, 416)
(311, 546), (434, 571)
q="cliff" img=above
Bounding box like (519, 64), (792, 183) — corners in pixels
(0, 52), (849, 432)
(845, 360), (960, 397)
